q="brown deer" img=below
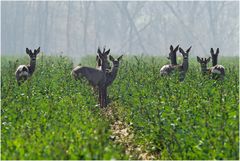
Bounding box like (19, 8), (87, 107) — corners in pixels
(106, 55), (123, 87)
(71, 66), (106, 85)
(178, 46), (191, 81)
(15, 47), (40, 85)
(197, 56), (211, 75)
(95, 47), (113, 107)
(160, 46), (191, 81)
(210, 48), (225, 79)
(71, 48), (110, 107)
(197, 56), (225, 80)
(160, 45), (179, 76)
(72, 47), (110, 81)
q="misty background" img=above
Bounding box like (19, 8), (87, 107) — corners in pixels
(1, 1), (239, 58)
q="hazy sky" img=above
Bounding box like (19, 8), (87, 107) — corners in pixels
(1, 1), (239, 57)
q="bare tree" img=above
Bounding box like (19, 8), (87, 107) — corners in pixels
(1, 1), (239, 56)
(83, 2), (91, 54)
(116, 2), (147, 54)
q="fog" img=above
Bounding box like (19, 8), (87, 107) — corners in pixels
(1, 1), (239, 58)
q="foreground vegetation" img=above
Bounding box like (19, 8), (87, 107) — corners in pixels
(1, 54), (239, 159)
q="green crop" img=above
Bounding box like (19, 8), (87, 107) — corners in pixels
(110, 55), (239, 160)
(1, 54), (126, 160)
(1, 54), (239, 160)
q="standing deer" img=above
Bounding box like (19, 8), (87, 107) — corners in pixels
(210, 48), (225, 79)
(197, 56), (225, 80)
(71, 48), (110, 108)
(71, 66), (106, 85)
(106, 55), (123, 87)
(15, 47), (40, 85)
(178, 46), (191, 81)
(95, 47), (113, 107)
(160, 45), (179, 76)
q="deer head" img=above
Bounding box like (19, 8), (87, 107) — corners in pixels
(109, 55), (123, 68)
(197, 56), (211, 74)
(179, 46), (191, 59)
(96, 46), (111, 71)
(210, 48), (219, 66)
(26, 47), (40, 62)
(179, 46), (191, 71)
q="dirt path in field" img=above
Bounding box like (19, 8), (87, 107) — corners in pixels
(101, 104), (158, 160)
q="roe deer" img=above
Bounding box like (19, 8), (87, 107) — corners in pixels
(210, 48), (225, 79)
(15, 47), (40, 85)
(160, 45), (179, 76)
(178, 46), (191, 81)
(179, 46), (192, 77)
(71, 66), (105, 86)
(197, 56), (211, 75)
(71, 50), (110, 85)
(95, 47), (111, 107)
(71, 48), (110, 108)
(197, 56), (225, 80)
(106, 55), (123, 87)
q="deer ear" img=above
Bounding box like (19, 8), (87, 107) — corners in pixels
(105, 49), (110, 55)
(36, 47), (40, 54)
(118, 55), (123, 61)
(210, 48), (214, 55)
(97, 47), (102, 54)
(174, 45), (179, 52)
(179, 47), (184, 54)
(109, 55), (114, 62)
(170, 45), (173, 51)
(26, 48), (30, 55)
(216, 48), (219, 55)
(186, 46), (191, 53)
(207, 57), (211, 63)
(197, 56), (201, 63)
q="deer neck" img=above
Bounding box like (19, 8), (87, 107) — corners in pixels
(182, 57), (188, 72)
(201, 65), (208, 75)
(212, 57), (218, 66)
(28, 59), (36, 75)
(111, 64), (119, 77)
(106, 64), (119, 86)
(171, 54), (177, 65)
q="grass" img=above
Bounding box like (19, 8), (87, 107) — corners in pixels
(1, 53), (239, 159)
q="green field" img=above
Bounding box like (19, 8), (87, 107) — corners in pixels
(1, 54), (239, 159)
